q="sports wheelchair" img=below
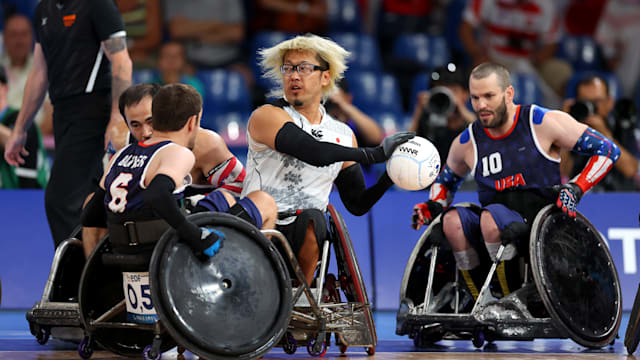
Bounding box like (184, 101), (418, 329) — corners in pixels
(267, 204), (377, 357)
(76, 212), (292, 359)
(38, 203), (374, 359)
(396, 203), (622, 349)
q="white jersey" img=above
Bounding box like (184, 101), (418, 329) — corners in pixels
(242, 101), (354, 225)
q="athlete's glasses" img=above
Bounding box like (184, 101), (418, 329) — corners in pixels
(280, 63), (328, 76)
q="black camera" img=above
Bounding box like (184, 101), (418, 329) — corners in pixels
(569, 99), (597, 123)
(426, 86), (456, 117)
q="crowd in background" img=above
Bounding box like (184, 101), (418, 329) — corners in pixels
(0, 0), (639, 191)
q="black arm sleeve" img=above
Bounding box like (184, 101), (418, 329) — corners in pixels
(274, 122), (384, 166)
(334, 164), (394, 216)
(142, 174), (208, 252)
(81, 187), (108, 228)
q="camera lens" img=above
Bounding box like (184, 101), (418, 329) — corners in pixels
(427, 86), (456, 117)
(569, 100), (596, 123)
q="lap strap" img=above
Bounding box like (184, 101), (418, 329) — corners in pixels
(108, 219), (170, 247)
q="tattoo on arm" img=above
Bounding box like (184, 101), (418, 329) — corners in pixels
(102, 36), (126, 55)
(112, 74), (130, 106)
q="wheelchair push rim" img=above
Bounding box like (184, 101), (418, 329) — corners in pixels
(530, 204), (622, 348)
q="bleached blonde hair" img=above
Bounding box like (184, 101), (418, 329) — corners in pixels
(258, 33), (350, 101)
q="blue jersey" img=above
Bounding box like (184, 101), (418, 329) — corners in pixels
(470, 104), (561, 209)
(104, 141), (174, 217)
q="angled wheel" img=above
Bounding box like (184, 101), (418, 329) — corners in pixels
(78, 236), (175, 357)
(150, 213), (292, 360)
(327, 205), (377, 348)
(625, 283), (640, 354)
(530, 205), (622, 348)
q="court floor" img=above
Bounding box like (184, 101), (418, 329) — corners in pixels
(0, 310), (636, 359)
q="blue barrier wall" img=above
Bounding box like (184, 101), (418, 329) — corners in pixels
(0, 190), (638, 312)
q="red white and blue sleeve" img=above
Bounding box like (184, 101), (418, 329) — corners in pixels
(570, 127), (620, 193)
(206, 157), (246, 197)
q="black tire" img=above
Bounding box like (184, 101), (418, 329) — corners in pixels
(149, 212), (292, 360)
(625, 283), (640, 354)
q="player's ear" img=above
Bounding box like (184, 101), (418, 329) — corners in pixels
(505, 85), (514, 103)
(187, 114), (197, 131)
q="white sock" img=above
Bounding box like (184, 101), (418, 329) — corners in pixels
(453, 248), (480, 270)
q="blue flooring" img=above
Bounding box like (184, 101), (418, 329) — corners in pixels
(0, 309), (634, 354)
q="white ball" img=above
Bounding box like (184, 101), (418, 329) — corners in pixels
(386, 136), (441, 191)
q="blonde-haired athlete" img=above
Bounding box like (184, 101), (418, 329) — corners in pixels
(243, 33), (414, 284)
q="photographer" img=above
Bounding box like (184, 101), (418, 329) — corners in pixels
(562, 74), (639, 191)
(409, 64), (476, 165)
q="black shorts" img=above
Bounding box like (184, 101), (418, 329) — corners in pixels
(275, 209), (327, 259)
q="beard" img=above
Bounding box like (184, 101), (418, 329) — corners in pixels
(293, 99), (303, 107)
(479, 96), (508, 129)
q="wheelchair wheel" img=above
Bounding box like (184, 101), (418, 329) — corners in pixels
(327, 204), (377, 350)
(78, 236), (175, 357)
(625, 283), (640, 354)
(530, 205), (622, 348)
(149, 212), (292, 360)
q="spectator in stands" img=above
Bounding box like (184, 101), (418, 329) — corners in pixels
(459, 0), (572, 109)
(115, 0), (162, 67)
(561, 74), (639, 191)
(409, 64), (476, 165)
(376, 0), (449, 61)
(1, 14), (53, 137)
(164, 0), (252, 86)
(0, 65), (48, 188)
(595, 0), (640, 98)
(152, 41), (204, 97)
(252, 0), (328, 35)
(325, 78), (384, 148)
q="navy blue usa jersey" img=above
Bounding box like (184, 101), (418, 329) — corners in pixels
(470, 104), (561, 207)
(104, 141), (173, 215)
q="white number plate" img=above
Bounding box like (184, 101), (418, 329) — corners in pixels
(122, 272), (158, 324)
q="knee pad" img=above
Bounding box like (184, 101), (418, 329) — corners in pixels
(228, 197), (263, 228)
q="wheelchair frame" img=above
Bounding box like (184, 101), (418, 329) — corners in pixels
(397, 203), (622, 349)
(265, 204), (376, 357)
(27, 205), (375, 359)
